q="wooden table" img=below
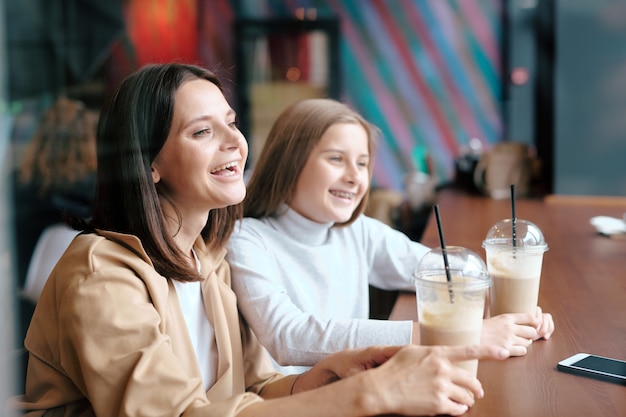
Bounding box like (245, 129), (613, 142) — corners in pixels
(389, 189), (626, 416)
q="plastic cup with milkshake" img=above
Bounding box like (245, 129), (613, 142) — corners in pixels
(413, 246), (491, 376)
(482, 219), (548, 316)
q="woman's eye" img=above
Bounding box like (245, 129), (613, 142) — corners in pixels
(193, 128), (212, 137)
(358, 161), (369, 168)
(228, 120), (238, 129)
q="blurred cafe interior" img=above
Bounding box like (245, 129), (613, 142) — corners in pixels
(2, 0), (626, 410)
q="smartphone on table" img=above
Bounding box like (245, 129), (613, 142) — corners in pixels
(557, 353), (626, 385)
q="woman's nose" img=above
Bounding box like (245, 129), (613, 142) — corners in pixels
(224, 128), (245, 149)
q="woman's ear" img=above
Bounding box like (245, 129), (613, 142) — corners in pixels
(151, 165), (160, 184)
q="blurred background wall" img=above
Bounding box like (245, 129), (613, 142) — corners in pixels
(6, 0), (626, 195)
(1, 0), (19, 413)
(6, 0), (506, 192)
(553, 1), (626, 195)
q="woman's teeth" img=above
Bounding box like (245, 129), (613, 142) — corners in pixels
(210, 161), (237, 174)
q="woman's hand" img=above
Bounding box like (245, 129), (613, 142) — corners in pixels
(295, 344), (509, 416)
(482, 306), (555, 356)
(293, 345), (403, 392)
(363, 344), (509, 416)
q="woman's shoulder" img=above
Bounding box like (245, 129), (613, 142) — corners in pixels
(49, 231), (169, 306)
(61, 230), (154, 276)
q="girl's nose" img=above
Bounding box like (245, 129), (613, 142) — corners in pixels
(343, 163), (359, 183)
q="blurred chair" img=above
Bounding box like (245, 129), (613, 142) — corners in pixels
(22, 223), (79, 303)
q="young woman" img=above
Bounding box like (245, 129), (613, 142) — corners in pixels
(226, 98), (554, 375)
(11, 63), (509, 417)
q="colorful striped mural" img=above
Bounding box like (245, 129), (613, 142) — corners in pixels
(336, 0), (503, 189)
(222, 0), (504, 191)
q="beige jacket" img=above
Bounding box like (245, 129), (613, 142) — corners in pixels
(12, 230), (282, 417)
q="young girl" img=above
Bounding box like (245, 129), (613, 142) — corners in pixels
(11, 64), (508, 417)
(226, 98), (554, 375)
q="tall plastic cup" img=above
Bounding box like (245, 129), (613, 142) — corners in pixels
(413, 246), (491, 376)
(482, 219), (548, 316)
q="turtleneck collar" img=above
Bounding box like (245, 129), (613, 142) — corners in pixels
(267, 204), (335, 246)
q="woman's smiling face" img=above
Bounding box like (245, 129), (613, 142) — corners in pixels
(151, 78), (248, 217)
(289, 122), (370, 224)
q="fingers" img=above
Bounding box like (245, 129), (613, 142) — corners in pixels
(483, 313), (538, 341)
(535, 307), (555, 340)
(372, 345), (493, 416)
(497, 307), (555, 339)
(543, 314), (555, 339)
(399, 347), (484, 416)
(482, 318), (530, 355)
(507, 341), (530, 357)
(357, 345), (404, 366)
(444, 344), (510, 363)
(343, 347), (391, 377)
(509, 311), (543, 329)
(449, 368), (484, 401)
(502, 329), (540, 357)
(447, 403), (471, 416)
(325, 345), (404, 379)
(441, 361), (484, 416)
(512, 321), (539, 340)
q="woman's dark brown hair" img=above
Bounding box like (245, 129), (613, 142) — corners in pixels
(76, 63), (241, 282)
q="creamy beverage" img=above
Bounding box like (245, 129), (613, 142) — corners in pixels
(419, 316), (482, 375)
(485, 249), (544, 315)
(483, 218), (548, 316)
(415, 266), (488, 377)
(490, 274), (539, 315)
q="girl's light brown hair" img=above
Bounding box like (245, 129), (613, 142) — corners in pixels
(243, 98), (379, 226)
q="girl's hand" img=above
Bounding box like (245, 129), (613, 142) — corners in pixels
(534, 305), (555, 340)
(482, 306), (554, 356)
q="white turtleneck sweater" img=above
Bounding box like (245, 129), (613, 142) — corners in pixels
(225, 207), (430, 375)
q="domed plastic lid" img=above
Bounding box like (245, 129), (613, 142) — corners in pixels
(482, 218), (548, 251)
(413, 246), (490, 289)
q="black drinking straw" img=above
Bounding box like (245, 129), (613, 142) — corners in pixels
(434, 204), (454, 303)
(510, 184), (517, 248)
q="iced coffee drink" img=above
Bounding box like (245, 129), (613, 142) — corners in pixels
(483, 219), (548, 316)
(414, 247), (490, 376)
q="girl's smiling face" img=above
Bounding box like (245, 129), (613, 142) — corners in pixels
(151, 78), (248, 219)
(289, 122), (370, 224)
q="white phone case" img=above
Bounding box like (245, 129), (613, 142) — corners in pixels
(557, 353), (626, 385)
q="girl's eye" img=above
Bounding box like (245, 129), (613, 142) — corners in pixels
(358, 160), (369, 168)
(329, 155), (342, 162)
(228, 120), (239, 129)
